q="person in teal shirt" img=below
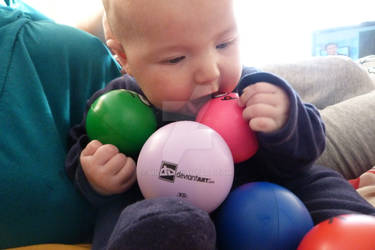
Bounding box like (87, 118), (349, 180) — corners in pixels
(0, 0), (120, 248)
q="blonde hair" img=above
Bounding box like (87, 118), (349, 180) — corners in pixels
(101, 0), (139, 45)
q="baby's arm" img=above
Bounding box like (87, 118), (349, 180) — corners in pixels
(237, 70), (326, 178)
(65, 75), (144, 205)
(80, 140), (136, 196)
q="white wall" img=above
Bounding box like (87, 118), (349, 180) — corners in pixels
(234, 0), (375, 65)
(25, 0), (375, 66)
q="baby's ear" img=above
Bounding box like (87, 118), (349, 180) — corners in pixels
(106, 39), (128, 73)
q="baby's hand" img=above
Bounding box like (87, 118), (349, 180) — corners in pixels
(80, 140), (136, 196)
(239, 82), (289, 133)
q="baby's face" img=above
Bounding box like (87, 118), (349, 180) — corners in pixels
(122, 0), (242, 116)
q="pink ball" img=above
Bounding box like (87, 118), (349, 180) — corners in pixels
(196, 92), (258, 163)
(136, 121), (234, 213)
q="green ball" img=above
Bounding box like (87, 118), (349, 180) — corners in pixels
(86, 89), (157, 156)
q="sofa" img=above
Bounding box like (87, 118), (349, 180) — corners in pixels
(261, 55), (375, 180)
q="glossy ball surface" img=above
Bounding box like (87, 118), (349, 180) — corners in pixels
(196, 92), (258, 163)
(298, 214), (375, 250)
(86, 89), (157, 156)
(217, 182), (313, 250)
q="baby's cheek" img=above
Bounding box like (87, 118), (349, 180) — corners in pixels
(222, 72), (241, 93)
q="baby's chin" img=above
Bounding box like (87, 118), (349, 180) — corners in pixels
(177, 102), (202, 117)
(160, 96), (212, 117)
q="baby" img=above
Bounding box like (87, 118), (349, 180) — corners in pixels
(66, 0), (375, 249)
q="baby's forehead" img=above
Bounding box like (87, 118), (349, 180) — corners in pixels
(104, 0), (138, 37)
(107, 0), (236, 43)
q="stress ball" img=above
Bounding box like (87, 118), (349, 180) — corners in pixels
(298, 214), (375, 250)
(196, 92), (258, 163)
(86, 89), (157, 156)
(216, 182), (313, 250)
(137, 121), (234, 213)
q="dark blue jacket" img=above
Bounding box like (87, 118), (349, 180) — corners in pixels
(65, 66), (325, 207)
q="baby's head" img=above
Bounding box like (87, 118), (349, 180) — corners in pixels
(103, 0), (242, 116)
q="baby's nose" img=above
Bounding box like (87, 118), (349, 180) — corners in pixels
(194, 58), (220, 85)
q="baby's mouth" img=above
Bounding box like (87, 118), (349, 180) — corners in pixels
(187, 92), (227, 115)
(177, 91), (229, 116)
(194, 94), (214, 107)
(211, 91), (228, 98)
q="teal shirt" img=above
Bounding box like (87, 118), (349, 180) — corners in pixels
(0, 4), (120, 248)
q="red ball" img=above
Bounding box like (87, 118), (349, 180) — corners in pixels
(298, 214), (375, 250)
(196, 92), (258, 163)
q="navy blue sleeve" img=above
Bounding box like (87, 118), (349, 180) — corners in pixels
(65, 75), (143, 207)
(236, 69), (326, 178)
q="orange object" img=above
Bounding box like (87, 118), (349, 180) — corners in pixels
(298, 214), (375, 250)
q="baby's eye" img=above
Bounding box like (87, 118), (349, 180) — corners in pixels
(167, 56), (185, 64)
(216, 37), (238, 50)
(216, 42), (229, 49)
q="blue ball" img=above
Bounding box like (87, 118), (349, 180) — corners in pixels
(216, 182), (313, 250)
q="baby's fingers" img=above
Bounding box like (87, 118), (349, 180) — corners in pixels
(109, 157), (136, 193)
(242, 103), (278, 121)
(117, 157), (137, 190)
(81, 140), (102, 157)
(239, 82), (277, 107)
(91, 144), (119, 166)
(249, 117), (278, 133)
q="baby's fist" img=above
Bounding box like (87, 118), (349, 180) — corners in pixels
(239, 82), (289, 133)
(80, 140), (136, 195)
